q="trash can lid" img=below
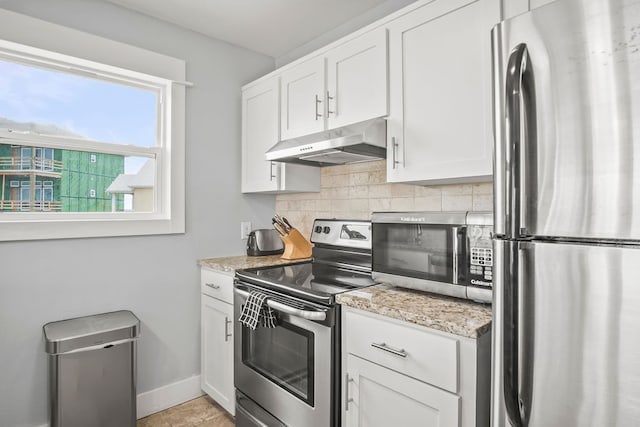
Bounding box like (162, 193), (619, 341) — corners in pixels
(43, 310), (140, 355)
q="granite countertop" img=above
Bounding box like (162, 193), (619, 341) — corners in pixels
(336, 284), (492, 339)
(197, 255), (311, 273)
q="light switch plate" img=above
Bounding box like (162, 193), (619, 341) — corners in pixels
(240, 221), (251, 239)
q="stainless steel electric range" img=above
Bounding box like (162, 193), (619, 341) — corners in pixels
(234, 219), (376, 427)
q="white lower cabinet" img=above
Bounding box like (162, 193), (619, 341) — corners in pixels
(345, 354), (460, 426)
(342, 307), (491, 427)
(200, 269), (235, 415)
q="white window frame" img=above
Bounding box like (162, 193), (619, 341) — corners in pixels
(0, 10), (186, 241)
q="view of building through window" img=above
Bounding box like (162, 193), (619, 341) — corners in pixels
(0, 57), (158, 213)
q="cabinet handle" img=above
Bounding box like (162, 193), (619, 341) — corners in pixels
(205, 283), (220, 290)
(344, 373), (354, 411)
(269, 161), (277, 181)
(315, 94), (323, 120)
(326, 91), (334, 116)
(391, 137), (400, 169)
(224, 317), (232, 342)
(371, 342), (408, 358)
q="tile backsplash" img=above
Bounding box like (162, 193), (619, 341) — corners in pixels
(275, 160), (493, 237)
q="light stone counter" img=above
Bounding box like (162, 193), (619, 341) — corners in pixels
(336, 284), (492, 339)
(197, 255), (311, 273)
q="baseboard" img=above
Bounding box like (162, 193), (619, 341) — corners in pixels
(136, 374), (204, 419)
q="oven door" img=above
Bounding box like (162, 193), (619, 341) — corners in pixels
(234, 282), (334, 427)
(372, 219), (466, 285)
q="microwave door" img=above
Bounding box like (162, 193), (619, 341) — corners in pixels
(372, 223), (460, 284)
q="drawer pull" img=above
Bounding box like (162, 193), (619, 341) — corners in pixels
(371, 342), (408, 358)
(205, 283), (220, 290)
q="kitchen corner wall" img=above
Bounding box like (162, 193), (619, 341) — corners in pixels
(275, 160), (493, 237)
(0, 2), (275, 426)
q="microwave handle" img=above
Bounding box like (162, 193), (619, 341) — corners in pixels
(452, 226), (466, 285)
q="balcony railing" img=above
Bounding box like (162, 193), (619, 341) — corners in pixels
(0, 156), (63, 176)
(0, 200), (63, 212)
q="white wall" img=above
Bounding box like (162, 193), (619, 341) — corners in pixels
(0, 1), (275, 425)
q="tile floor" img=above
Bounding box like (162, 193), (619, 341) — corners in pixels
(137, 396), (234, 427)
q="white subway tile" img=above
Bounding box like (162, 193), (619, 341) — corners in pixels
(350, 199), (369, 212)
(369, 198), (392, 211)
(440, 184), (473, 195)
(442, 195), (473, 210)
(390, 197), (415, 211)
(472, 182), (494, 195)
(414, 196), (442, 211)
(389, 184), (415, 197)
(414, 185), (442, 197)
(331, 199), (351, 212)
(315, 199), (332, 211)
(321, 187), (349, 199)
(472, 194), (493, 211)
(349, 185), (369, 198)
(350, 172), (370, 186)
(368, 184), (393, 198)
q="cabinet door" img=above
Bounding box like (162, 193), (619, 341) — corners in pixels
(326, 28), (388, 129)
(242, 78), (320, 193)
(345, 354), (460, 427)
(280, 56), (326, 140)
(387, 0), (499, 184)
(241, 77), (280, 193)
(201, 294), (235, 415)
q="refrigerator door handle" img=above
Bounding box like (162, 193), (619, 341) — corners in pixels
(491, 25), (506, 237)
(504, 43), (537, 239)
(501, 240), (524, 427)
(518, 242), (535, 426)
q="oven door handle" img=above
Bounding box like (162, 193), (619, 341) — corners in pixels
(234, 288), (327, 321)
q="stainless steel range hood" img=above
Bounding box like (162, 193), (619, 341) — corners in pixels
(265, 118), (387, 167)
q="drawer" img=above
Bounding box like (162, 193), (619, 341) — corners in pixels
(344, 309), (459, 393)
(201, 268), (234, 304)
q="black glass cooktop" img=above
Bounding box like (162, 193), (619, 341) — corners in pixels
(235, 261), (377, 305)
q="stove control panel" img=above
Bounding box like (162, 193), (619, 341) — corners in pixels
(311, 219), (372, 250)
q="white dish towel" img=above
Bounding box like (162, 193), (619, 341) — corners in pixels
(238, 291), (278, 330)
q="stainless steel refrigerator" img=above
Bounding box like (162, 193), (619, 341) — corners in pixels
(491, 0), (640, 425)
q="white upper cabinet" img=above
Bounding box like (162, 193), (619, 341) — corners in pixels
(280, 28), (388, 141)
(280, 56), (326, 140)
(386, 0), (500, 184)
(326, 28), (388, 129)
(242, 76), (280, 193)
(241, 76), (320, 193)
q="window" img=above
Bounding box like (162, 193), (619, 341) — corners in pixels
(0, 13), (186, 241)
(35, 148), (55, 171)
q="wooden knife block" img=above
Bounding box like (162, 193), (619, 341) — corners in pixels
(280, 228), (313, 260)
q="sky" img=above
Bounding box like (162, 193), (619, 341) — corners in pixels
(0, 58), (157, 174)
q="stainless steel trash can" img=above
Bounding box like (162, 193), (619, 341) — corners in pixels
(43, 310), (140, 427)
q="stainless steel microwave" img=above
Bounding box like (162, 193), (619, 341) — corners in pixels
(371, 211), (493, 303)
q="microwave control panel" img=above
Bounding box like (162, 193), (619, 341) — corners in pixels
(468, 225), (493, 287)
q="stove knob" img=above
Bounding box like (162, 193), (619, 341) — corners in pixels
(314, 226), (322, 233)
(323, 226), (331, 234)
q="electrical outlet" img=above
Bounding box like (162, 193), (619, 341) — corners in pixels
(240, 221), (251, 239)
